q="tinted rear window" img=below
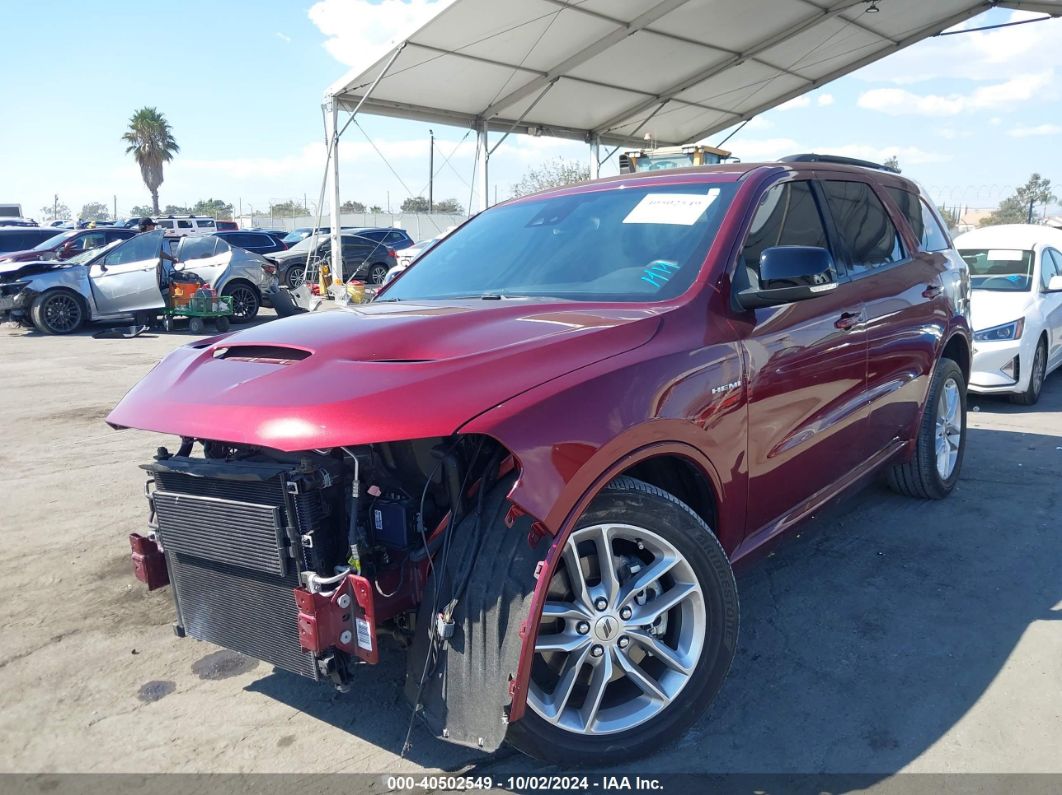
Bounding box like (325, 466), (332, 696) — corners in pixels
(821, 181), (904, 271)
(0, 230), (57, 252)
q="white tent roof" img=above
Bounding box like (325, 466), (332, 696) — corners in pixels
(326, 0), (1061, 148)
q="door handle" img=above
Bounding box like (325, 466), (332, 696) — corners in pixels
(835, 311), (862, 331)
(922, 284), (942, 298)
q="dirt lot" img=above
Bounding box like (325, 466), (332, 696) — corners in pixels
(1, 312), (1060, 780)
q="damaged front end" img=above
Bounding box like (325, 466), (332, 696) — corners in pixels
(129, 434), (544, 748)
(0, 281), (34, 324)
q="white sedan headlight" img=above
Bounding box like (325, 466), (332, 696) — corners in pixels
(973, 319), (1024, 342)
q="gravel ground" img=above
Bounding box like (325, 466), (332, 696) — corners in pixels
(1, 312), (1059, 783)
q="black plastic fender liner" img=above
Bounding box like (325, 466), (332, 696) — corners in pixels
(404, 474), (547, 751)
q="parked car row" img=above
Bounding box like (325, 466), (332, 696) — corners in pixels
(0, 231), (278, 333)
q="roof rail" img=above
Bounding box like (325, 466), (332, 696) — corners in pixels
(780, 153), (900, 173)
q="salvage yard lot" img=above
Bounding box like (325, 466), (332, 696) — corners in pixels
(1, 316), (1060, 777)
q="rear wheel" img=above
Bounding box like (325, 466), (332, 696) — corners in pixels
(30, 289), (84, 335)
(222, 282), (260, 323)
(188, 316), (205, 334)
(1010, 338), (1047, 406)
(285, 265), (306, 289)
(886, 357), (966, 499)
(369, 263), (390, 285)
(508, 477), (739, 764)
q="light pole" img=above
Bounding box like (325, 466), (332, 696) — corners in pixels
(428, 129), (434, 213)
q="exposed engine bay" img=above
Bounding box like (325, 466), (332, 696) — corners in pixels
(131, 433), (541, 750)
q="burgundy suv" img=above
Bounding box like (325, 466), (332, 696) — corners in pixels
(109, 155), (970, 764)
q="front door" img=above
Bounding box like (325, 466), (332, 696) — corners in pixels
(737, 179), (869, 535)
(1041, 248), (1062, 370)
(89, 231), (167, 315)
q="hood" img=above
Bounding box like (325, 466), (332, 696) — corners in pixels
(108, 300), (663, 450)
(0, 259), (66, 281)
(970, 289), (1034, 331)
(0, 247), (55, 264)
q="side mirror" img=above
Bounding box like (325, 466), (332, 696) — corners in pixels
(737, 246), (838, 310)
(1048, 275), (1062, 292)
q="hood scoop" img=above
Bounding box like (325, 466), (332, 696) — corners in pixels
(212, 345), (312, 365)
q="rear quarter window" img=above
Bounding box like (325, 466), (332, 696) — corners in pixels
(821, 181), (904, 271)
(886, 187), (951, 252)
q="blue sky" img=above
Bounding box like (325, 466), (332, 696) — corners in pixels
(1, 0), (1059, 220)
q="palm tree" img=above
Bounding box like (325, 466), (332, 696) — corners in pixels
(122, 107), (179, 214)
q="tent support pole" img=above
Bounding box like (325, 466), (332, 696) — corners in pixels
(589, 134), (600, 180)
(476, 118), (489, 213)
(327, 98), (343, 285)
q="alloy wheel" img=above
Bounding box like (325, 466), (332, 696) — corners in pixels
(43, 293), (82, 333)
(226, 285), (259, 322)
(527, 523), (706, 736)
(935, 377), (962, 479)
(286, 266), (306, 289)
(1031, 344), (1046, 398)
(370, 264), (389, 285)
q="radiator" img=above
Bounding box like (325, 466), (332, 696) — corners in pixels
(148, 458), (330, 680)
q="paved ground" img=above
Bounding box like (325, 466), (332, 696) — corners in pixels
(1, 312), (1060, 782)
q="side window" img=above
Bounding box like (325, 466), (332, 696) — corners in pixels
(740, 181), (829, 286)
(101, 231), (163, 266)
(197, 219), (216, 229)
(822, 181), (904, 271)
(177, 220), (193, 229)
(919, 201), (951, 252)
(81, 233), (107, 250)
(885, 187), (924, 244)
(158, 219), (175, 229)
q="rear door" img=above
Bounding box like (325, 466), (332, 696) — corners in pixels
(176, 236), (229, 285)
(739, 178), (869, 534)
(89, 231), (166, 314)
(834, 182), (951, 451)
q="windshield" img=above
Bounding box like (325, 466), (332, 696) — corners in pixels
(69, 239), (120, 265)
(285, 234), (329, 254)
(381, 183), (737, 303)
(960, 248), (1034, 292)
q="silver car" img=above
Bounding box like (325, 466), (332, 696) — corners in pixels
(0, 231), (278, 334)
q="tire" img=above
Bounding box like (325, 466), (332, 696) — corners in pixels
(221, 282), (260, 323)
(1010, 337), (1046, 406)
(285, 265), (306, 289)
(30, 289), (85, 335)
(507, 476), (739, 765)
(886, 357), (966, 499)
(188, 316), (205, 335)
(214, 316), (231, 333)
(369, 263), (389, 285)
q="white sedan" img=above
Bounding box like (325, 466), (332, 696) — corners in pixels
(955, 224), (1062, 405)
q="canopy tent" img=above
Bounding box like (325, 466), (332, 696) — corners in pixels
(319, 0), (1061, 280)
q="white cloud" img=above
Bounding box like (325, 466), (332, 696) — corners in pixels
(275, 32), (292, 44)
(308, 0), (455, 68)
(744, 116), (773, 130)
(816, 93), (834, 107)
(700, 136), (948, 166)
(857, 72), (1053, 116)
(1008, 123), (1062, 138)
(776, 95), (810, 111)
(935, 128), (972, 140)
(854, 10), (1062, 85)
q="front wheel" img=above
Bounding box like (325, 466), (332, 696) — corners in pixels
(30, 289), (84, 335)
(886, 357), (967, 499)
(508, 477), (739, 765)
(1010, 338), (1046, 406)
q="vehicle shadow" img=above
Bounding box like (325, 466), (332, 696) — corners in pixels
(3, 308), (280, 339)
(250, 378), (1062, 779)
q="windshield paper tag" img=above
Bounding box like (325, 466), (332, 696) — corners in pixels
(623, 190), (719, 225)
(986, 249), (1023, 261)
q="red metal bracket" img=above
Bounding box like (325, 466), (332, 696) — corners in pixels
(129, 533), (169, 590)
(293, 574), (379, 665)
